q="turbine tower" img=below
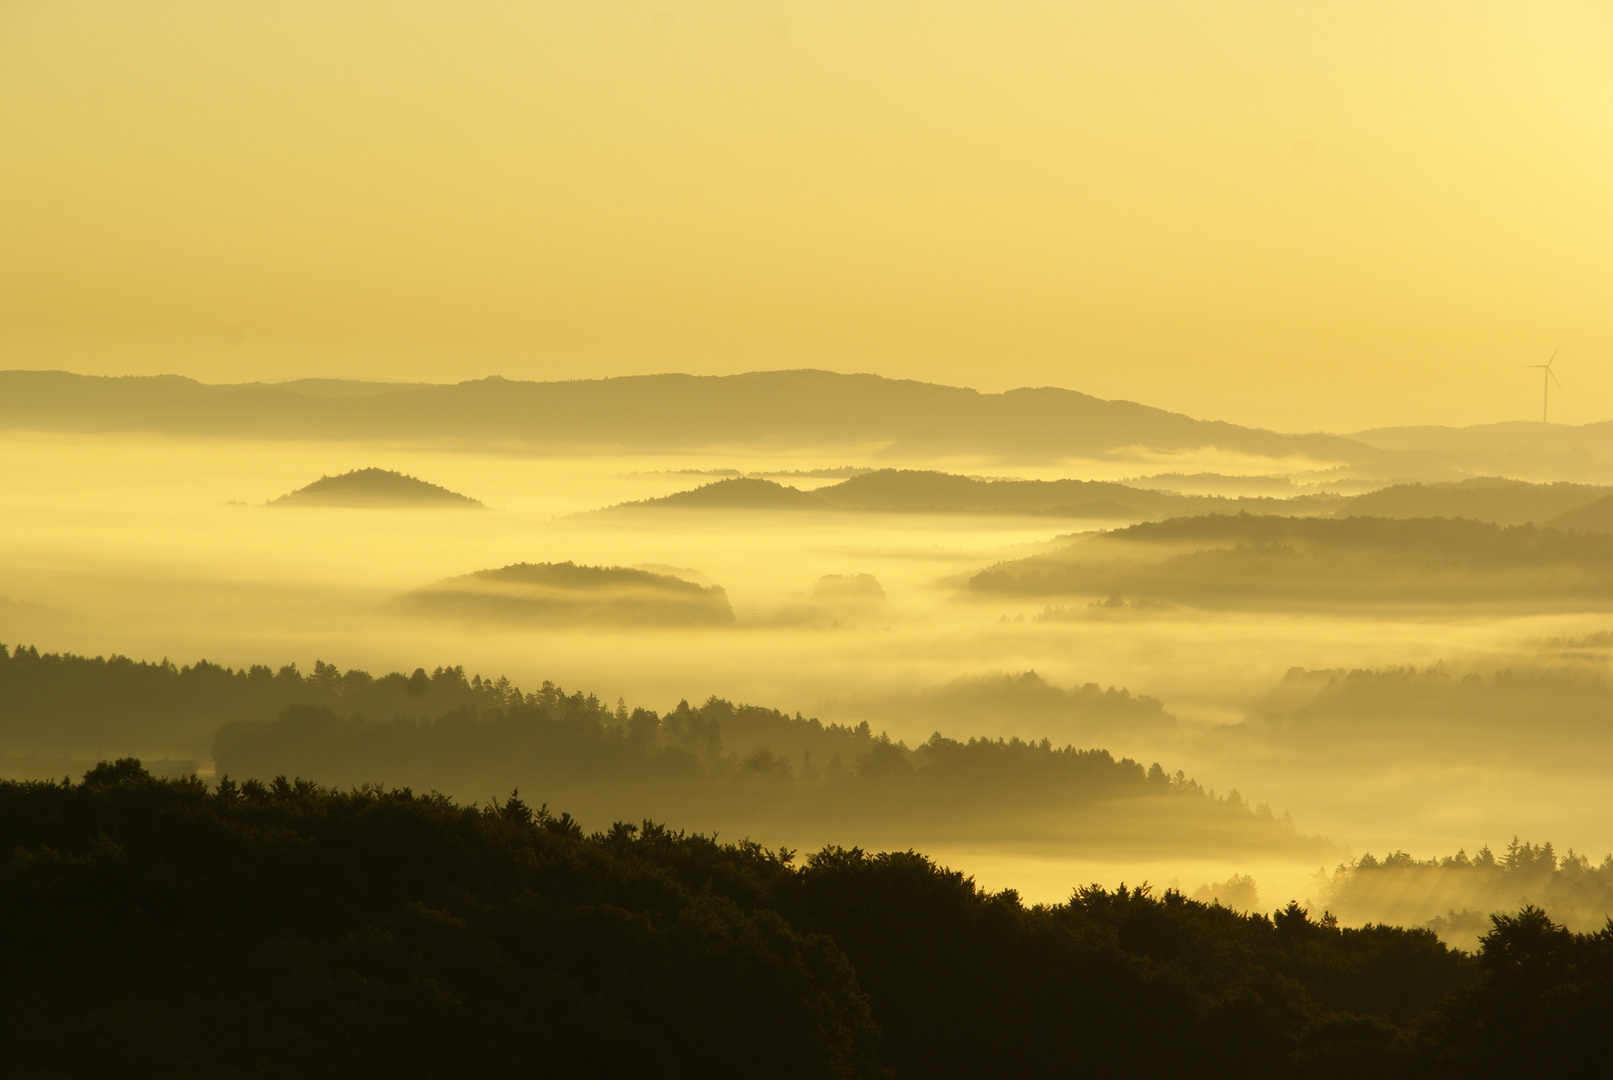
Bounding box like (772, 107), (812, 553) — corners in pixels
(1527, 347), (1561, 424)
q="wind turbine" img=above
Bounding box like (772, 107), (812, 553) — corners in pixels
(1527, 346), (1561, 424)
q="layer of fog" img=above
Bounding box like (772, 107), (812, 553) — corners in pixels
(6, 431), (1613, 918)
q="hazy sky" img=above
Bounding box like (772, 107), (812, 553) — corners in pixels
(2, 1), (1610, 431)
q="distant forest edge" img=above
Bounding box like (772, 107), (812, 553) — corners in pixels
(6, 763), (1607, 1076)
(0, 369), (1369, 461)
(615, 471), (1613, 528)
(1220, 663), (1613, 769)
(1322, 839), (1613, 940)
(0, 643), (1303, 854)
(972, 515), (1613, 606)
(270, 467), (484, 508)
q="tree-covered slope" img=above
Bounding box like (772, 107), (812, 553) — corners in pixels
(1, 761), (1608, 1078)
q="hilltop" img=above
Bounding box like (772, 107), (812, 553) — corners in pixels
(270, 468), (483, 508)
(644, 477), (829, 509)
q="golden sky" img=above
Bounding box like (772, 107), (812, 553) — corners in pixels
(2, 1), (1610, 431)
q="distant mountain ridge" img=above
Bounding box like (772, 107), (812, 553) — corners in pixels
(611, 469), (1613, 526)
(0, 369), (1368, 461)
(612, 471), (1326, 519)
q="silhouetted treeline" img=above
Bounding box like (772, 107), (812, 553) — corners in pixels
(0, 643), (512, 756)
(1323, 838), (1613, 943)
(971, 514), (1613, 605)
(0, 643), (1297, 852)
(214, 693), (1294, 853)
(3, 761), (1609, 1078)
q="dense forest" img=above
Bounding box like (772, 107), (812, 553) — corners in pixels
(0, 761), (1607, 1078)
(0, 644), (513, 758)
(0, 644), (1295, 854)
(971, 515), (1613, 606)
(211, 694), (1282, 852)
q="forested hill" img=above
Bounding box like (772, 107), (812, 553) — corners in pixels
(0, 644), (1300, 855)
(271, 468), (484, 507)
(972, 515), (1613, 607)
(0, 762), (1605, 1077)
(0, 369), (1368, 461)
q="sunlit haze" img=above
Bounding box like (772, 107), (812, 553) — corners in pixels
(4, 5), (1613, 1072)
(3, 1), (1612, 429)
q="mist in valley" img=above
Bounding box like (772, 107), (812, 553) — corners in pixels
(10, 2), (1613, 1067)
(7, 404), (1613, 936)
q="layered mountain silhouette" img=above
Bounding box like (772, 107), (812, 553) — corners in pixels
(0, 369), (1366, 461)
(612, 470), (1321, 518)
(270, 468), (483, 508)
(613, 469), (1613, 526)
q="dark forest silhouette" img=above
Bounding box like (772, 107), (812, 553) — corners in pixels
(0, 760), (1607, 1078)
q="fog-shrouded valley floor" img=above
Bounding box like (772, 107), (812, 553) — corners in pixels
(7, 371), (1613, 951)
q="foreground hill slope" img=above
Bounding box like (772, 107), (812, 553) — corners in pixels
(1, 760), (1604, 1078)
(0, 369), (1369, 461)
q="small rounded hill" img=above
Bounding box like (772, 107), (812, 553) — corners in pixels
(271, 468), (484, 508)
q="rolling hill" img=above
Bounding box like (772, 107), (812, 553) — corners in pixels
(270, 468), (483, 508)
(969, 515), (1613, 608)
